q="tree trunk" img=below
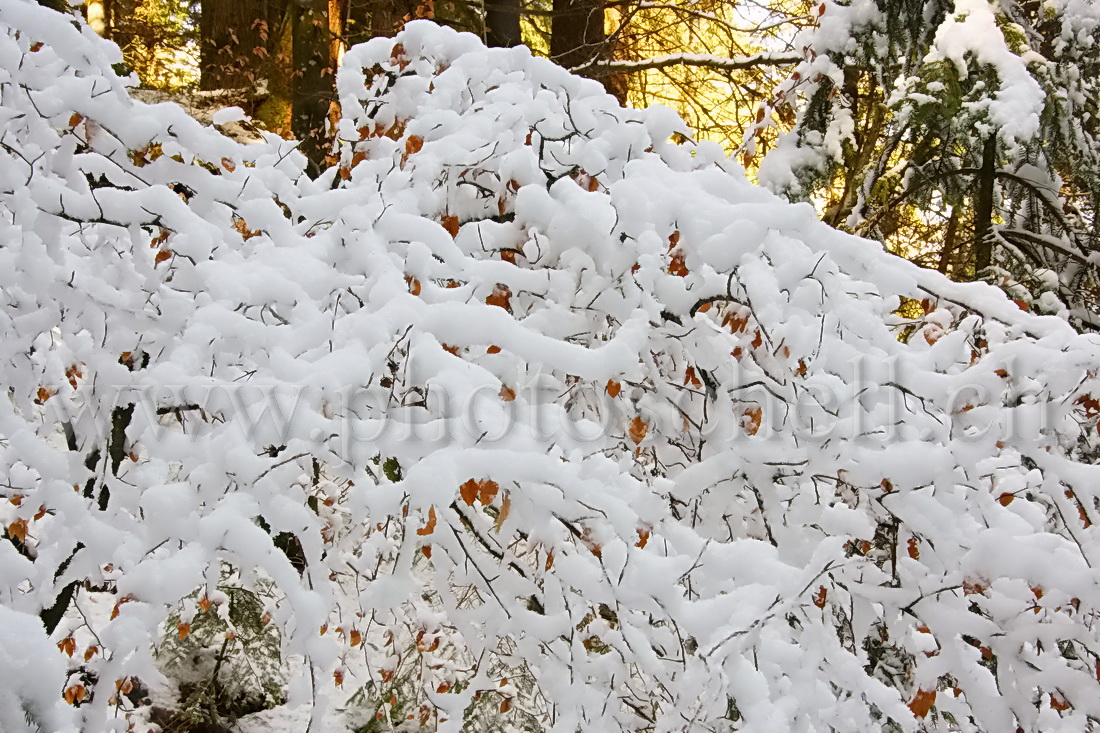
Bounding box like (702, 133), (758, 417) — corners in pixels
(200, 0), (286, 91)
(292, 0), (336, 173)
(551, 0), (604, 71)
(973, 136), (997, 275)
(551, 0), (625, 100)
(368, 0), (423, 37)
(86, 0), (109, 38)
(938, 206), (959, 275)
(486, 0), (521, 47)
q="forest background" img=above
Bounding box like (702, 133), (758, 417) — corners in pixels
(30, 0), (1100, 328)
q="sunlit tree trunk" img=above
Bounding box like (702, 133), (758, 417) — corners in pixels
(86, 0), (109, 38)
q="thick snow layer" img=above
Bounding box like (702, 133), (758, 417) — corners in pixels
(1, 2), (1100, 731)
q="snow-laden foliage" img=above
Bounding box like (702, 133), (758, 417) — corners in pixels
(2, 2), (1100, 730)
(755, 0), (1100, 326)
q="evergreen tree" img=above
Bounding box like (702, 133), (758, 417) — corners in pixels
(755, 0), (1100, 328)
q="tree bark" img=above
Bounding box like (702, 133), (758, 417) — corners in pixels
(200, 0), (287, 91)
(973, 136), (997, 275)
(551, 0), (604, 71)
(86, 0), (109, 38)
(486, 0), (521, 47)
(291, 0), (336, 173)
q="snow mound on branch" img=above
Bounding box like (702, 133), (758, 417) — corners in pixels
(2, 3), (1100, 731)
(0, 605), (76, 733)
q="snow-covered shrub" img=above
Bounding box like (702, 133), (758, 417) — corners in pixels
(1, 2), (1099, 731)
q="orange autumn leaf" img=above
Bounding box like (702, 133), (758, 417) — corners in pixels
(684, 366), (702, 388)
(997, 492), (1015, 506)
(751, 330), (763, 349)
(500, 697), (512, 713)
(405, 135), (424, 156)
(421, 544), (432, 559)
(155, 249), (172, 264)
(198, 596), (212, 612)
(64, 684), (86, 705)
(628, 417), (648, 445)
(545, 550), (555, 571)
(499, 385), (515, 402)
(84, 645), (98, 662)
(486, 284), (511, 311)
(486, 344), (501, 354)
(501, 249), (517, 264)
(668, 252), (688, 277)
(635, 528), (650, 549)
(1050, 693), (1071, 711)
(417, 506), (437, 535)
(338, 166), (351, 181)
(813, 585), (827, 608)
(494, 493), (511, 532)
(667, 232), (687, 276)
(334, 669), (344, 687)
(743, 406), (763, 436)
(352, 150), (368, 167)
(68, 113), (84, 127)
(441, 215), (460, 238)
(460, 479), (479, 506)
(907, 538), (920, 559)
(7, 518), (27, 542)
(478, 479), (499, 505)
(963, 577), (988, 596)
(36, 386), (53, 403)
(606, 380), (621, 398)
(350, 629), (362, 646)
(177, 622), (190, 640)
(8, 495), (20, 506)
(221, 157), (236, 172)
(58, 637), (76, 657)
(908, 689), (936, 718)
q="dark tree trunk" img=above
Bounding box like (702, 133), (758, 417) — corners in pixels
(550, 0), (604, 71)
(368, 0), (423, 37)
(200, 0), (287, 91)
(486, 0), (521, 47)
(550, 0), (626, 100)
(291, 0), (336, 173)
(938, 205), (959, 275)
(973, 136), (997, 275)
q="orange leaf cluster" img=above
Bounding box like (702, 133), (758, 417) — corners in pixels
(459, 478), (500, 506)
(742, 406), (763, 436)
(58, 636), (76, 657)
(64, 684), (86, 705)
(628, 417), (648, 445)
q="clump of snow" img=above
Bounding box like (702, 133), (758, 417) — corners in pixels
(0, 605), (77, 733)
(1, 2), (1100, 731)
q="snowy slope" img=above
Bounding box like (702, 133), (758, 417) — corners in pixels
(1, 2), (1100, 731)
